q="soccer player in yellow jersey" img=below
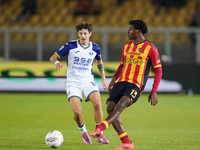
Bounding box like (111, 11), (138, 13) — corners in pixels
(90, 20), (162, 149)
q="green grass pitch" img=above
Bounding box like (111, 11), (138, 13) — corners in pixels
(0, 93), (200, 150)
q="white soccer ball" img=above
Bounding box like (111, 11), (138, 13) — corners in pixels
(45, 130), (64, 148)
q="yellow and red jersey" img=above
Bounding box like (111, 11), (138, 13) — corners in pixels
(115, 39), (162, 90)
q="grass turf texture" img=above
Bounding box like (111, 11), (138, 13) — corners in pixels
(0, 93), (200, 150)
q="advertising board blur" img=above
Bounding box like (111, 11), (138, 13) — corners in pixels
(0, 62), (182, 93)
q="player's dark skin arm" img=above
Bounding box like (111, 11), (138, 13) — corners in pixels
(108, 77), (117, 91)
(148, 91), (158, 106)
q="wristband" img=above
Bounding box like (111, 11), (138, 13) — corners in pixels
(55, 61), (60, 65)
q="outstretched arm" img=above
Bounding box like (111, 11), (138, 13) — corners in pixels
(96, 59), (108, 90)
(50, 53), (63, 70)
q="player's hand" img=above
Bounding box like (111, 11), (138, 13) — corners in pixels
(56, 62), (63, 70)
(108, 77), (116, 91)
(102, 79), (108, 90)
(148, 91), (158, 106)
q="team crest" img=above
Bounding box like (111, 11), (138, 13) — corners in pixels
(89, 52), (93, 56)
(139, 48), (143, 52)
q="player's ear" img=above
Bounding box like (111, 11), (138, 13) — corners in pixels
(137, 29), (142, 34)
(137, 29), (142, 35)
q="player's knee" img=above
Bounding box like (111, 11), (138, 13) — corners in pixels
(93, 101), (101, 110)
(73, 110), (82, 119)
(115, 102), (128, 112)
(106, 105), (114, 114)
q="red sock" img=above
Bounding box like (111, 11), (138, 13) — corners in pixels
(96, 120), (110, 132)
(118, 131), (131, 143)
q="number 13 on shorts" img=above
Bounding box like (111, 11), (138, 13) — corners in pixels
(130, 89), (137, 99)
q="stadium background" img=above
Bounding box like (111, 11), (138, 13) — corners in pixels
(0, 0), (200, 93)
(0, 1), (200, 150)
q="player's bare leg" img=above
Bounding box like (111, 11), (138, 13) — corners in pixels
(89, 92), (109, 144)
(111, 116), (124, 134)
(106, 101), (125, 134)
(70, 97), (83, 125)
(91, 95), (133, 148)
(89, 92), (103, 123)
(108, 96), (134, 149)
(70, 97), (92, 144)
(106, 95), (131, 123)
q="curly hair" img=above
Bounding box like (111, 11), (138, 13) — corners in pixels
(129, 20), (148, 35)
(75, 22), (93, 33)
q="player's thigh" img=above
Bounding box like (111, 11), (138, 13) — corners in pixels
(88, 91), (101, 105)
(116, 95), (132, 110)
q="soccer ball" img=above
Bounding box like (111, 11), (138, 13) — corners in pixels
(45, 130), (64, 148)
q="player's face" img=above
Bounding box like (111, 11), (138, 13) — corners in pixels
(78, 29), (92, 46)
(127, 25), (140, 41)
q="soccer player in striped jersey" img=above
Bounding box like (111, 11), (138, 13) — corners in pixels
(90, 20), (162, 149)
(50, 22), (109, 144)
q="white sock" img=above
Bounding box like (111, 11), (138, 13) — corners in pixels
(78, 123), (87, 134)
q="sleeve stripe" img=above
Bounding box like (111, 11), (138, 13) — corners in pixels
(154, 65), (162, 68)
(55, 52), (61, 59)
(95, 58), (102, 61)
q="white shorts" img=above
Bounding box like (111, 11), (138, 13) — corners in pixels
(65, 81), (99, 102)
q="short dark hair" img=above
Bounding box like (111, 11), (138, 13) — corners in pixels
(129, 20), (148, 35)
(76, 22), (93, 32)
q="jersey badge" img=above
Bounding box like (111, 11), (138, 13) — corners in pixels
(139, 48), (143, 52)
(89, 52), (93, 56)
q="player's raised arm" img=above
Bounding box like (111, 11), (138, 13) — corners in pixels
(50, 53), (63, 70)
(96, 59), (108, 90)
